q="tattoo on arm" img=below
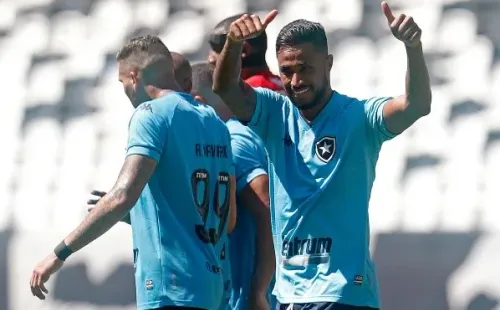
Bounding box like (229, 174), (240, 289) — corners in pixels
(63, 155), (157, 253)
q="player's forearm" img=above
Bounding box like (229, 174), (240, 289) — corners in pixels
(212, 39), (256, 121)
(213, 38), (243, 93)
(250, 214), (276, 296)
(404, 44), (432, 115)
(63, 194), (132, 253)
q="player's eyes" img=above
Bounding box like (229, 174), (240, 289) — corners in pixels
(280, 68), (293, 76)
(300, 66), (313, 73)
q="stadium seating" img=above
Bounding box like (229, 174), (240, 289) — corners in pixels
(1, 0), (499, 309)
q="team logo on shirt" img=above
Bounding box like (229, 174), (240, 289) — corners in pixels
(315, 136), (336, 163)
(138, 102), (152, 112)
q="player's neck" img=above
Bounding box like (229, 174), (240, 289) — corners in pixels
(299, 88), (333, 123)
(148, 83), (182, 99)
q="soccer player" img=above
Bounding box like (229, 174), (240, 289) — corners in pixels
(213, 3), (432, 310)
(29, 35), (237, 310)
(208, 14), (283, 92)
(171, 51), (193, 92)
(191, 62), (275, 310)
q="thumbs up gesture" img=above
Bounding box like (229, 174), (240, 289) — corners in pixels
(228, 10), (279, 42)
(382, 2), (422, 48)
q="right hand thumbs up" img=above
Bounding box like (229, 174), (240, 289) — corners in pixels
(228, 10), (279, 42)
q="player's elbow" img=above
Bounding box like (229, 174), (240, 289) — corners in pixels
(409, 92), (432, 117)
(109, 189), (139, 213)
(416, 97), (432, 117)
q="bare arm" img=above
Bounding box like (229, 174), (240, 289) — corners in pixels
(383, 44), (432, 134)
(381, 2), (432, 134)
(212, 11), (278, 122)
(227, 175), (237, 233)
(87, 190), (131, 225)
(64, 155), (156, 252)
(212, 37), (257, 122)
(239, 175), (275, 300)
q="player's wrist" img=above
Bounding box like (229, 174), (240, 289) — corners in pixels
(53, 240), (73, 261)
(404, 41), (423, 51)
(226, 34), (244, 44)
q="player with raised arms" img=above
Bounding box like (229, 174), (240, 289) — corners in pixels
(213, 3), (431, 310)
(29, 35), (237, 310)
(191, 61), (275, 310)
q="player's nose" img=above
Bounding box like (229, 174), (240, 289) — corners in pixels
(290, 73), (305, 88)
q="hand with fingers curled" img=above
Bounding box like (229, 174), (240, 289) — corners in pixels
(382, 1), (422, 48)
(30, 252), (64, 300)
(86, 189), (106, 215)
(227, 10), (279, 42)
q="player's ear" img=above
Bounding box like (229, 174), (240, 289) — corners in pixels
(327, 54), (333, 71)
(130, 70), (139, 87)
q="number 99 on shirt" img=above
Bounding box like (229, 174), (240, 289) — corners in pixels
(191, 169), (231, 244)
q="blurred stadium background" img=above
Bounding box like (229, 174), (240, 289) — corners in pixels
(0, 0), (499, 309)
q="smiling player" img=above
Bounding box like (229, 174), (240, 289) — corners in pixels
(213, 3), (432, 310)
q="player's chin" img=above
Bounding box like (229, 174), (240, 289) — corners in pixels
(291, 95), (316, 110)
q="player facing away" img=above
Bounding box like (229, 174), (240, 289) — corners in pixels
(29, 35), (237, 310)
(191, 61), (276, 310)
(208, 14), (283, 92)
(213, 3), (432, 310)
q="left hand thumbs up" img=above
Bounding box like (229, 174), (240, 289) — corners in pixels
(382, 1), (422, 48)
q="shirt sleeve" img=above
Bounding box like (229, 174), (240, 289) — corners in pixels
(231, 133), (268, 193)
(247, 87), (286, 141)
(126, 105), (168, 162)
(363, 96), (398, 146)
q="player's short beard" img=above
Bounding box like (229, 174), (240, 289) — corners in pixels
(125, 85), (138, 108)
(288, 75), (328, 111)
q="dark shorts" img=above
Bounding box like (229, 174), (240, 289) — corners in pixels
(276, 302), (379, 310)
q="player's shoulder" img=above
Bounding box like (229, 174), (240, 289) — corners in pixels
(335, 92), (391, 109)
(332, 91), (365, 107)
(226, 119), (265, 153)
(140, 91), (187, 119)
(131, 98), (169, 127)
(332, 91), (386, 116)
(157, 91), (223, 122)
(254, 86), (287, 103)
(253, 86), (293, 116)
(226, 118), (249, 136)
(227, 118), (258, 139)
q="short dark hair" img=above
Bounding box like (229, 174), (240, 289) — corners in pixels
(209, 13), (267, 53)
(191, 62), (214, 94)
(116, 35), (174, 82)
(276, 19), (328, 53)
